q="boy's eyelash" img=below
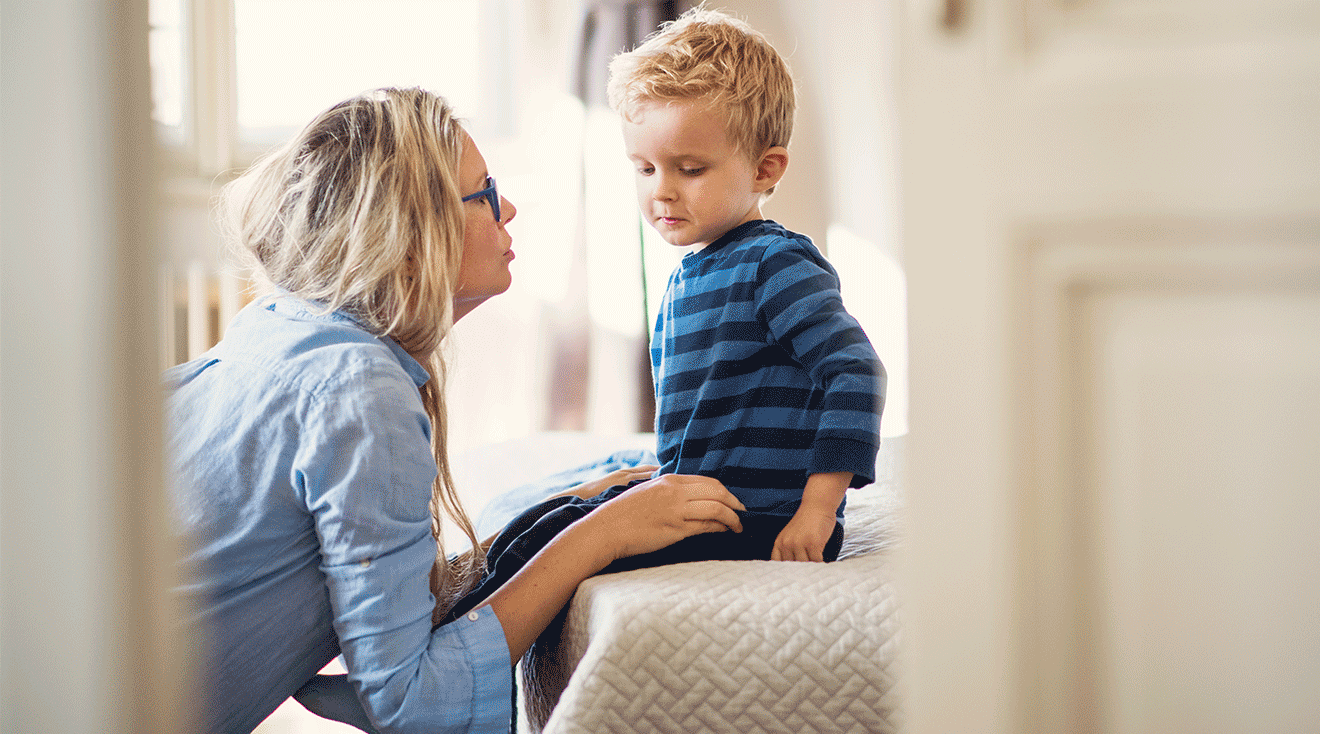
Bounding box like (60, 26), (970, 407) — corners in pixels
(634, 165), (704, 175)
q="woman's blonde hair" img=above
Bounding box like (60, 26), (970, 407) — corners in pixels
(218, 87), (484, 613)
(607, 6), (795, 184)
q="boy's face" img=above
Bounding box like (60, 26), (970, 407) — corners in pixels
(622, 99), (767, 250)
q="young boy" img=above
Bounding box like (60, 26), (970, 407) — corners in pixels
(440, 10), (886, 628)
(608, 7), (886, 563)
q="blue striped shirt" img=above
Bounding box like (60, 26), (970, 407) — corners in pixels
(651, 220), (886, 515)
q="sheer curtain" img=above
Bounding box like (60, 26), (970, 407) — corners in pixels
(555, 0), (687, 437)
(443, 0), (686, 535)
(450, 0), (689, 452)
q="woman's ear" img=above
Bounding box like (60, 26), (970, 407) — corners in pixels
(753, 146), (789, 193)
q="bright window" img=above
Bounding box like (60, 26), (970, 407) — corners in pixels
(148, 0), (186, 146)
(147, 0), (493, 172)
(234, 0), (482, 148)
(147, 0), (655, 486)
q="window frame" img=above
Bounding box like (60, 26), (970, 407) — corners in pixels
(150, 0), (236, 179)
(157, 0), (511, 181)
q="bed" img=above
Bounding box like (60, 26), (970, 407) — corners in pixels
(452, 432), (904, 734)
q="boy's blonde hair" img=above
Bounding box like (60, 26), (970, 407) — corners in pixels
(219, 87), (484, 613)
(607, 6), (795, 161)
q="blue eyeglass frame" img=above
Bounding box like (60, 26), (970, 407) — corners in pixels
(461, 176), (501, 222)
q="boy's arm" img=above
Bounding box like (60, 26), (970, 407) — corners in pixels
(757, 244), (884, 487)
(772, 471), (850, 562)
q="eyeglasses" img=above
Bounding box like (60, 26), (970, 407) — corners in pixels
(461, 176), (501, 222)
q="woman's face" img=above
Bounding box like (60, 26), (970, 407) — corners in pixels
(453, 131), (517, 321)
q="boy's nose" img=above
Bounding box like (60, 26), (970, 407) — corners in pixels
(652, 175), (677, 202)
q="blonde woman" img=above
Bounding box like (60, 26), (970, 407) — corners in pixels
(166, 88), (744, 734)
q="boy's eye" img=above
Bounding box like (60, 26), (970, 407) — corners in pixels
(637, 166), (655, 175)
(680, 167), (705, 176)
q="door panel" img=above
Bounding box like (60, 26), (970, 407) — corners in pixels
(898, 1), (1320, 732)
(1023, 230), (1320, 733)
(1089, 286), (1320, 734)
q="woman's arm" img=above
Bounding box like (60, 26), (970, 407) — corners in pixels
(480, 473), (743, 661)
(548, 464), (658, 500)
(467, 464), (661, 552)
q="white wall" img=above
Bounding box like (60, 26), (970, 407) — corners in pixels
(719, 0), (908, 435)
(1, 1), (186, 731)
(721, 0), (902, 261)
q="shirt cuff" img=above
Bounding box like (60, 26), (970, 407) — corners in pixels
(293, 674), (380, 733)
(808, 437), (877, 487)
(458, 606), (513, 734)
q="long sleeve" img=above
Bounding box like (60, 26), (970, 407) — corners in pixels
(754, 242), (886, 486)
(298, 363), (512, 733)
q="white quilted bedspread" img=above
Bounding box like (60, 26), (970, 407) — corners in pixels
(520, 478), (904, 734)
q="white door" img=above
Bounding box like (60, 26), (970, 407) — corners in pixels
(897, 2), (1320, 733)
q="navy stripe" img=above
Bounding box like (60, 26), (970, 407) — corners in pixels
(759, 245), (835, 284)
(658, 349), (799, 396)
(657, 390), (821, 435)
(796, 328), (876, 371)
(713, 466), (809, 492)
(669, 320), (768, 354)
(691, 426), (817, 453)
(691, 386), (820, 419)
(671, 279), (757, 316)
(819, 389), (881, 414)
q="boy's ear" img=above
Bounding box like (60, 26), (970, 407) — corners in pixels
(752, 146), (789, 193)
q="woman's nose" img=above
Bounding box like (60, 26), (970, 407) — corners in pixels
(499, 195), (516, 224)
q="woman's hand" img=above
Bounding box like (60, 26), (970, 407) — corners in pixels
(550, 464), (659, 500)
(586, 474), (745, 563)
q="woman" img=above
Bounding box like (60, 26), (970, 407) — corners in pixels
(166, 87), (744, 733)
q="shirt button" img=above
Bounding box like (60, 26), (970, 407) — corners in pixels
(467, 611), (480, 622)
(360, 559), (371, 568)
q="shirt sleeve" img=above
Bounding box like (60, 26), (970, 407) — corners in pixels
(296, 361), (512, 733)
(755, 241), (886, 486)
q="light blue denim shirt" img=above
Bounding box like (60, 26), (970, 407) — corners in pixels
(165, 296), (511, 734)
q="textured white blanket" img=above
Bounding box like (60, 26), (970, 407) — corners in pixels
(520, 453), (905, 734)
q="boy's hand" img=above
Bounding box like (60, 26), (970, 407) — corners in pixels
(772, 504), (838, 562)
(772, 471), (851, 562)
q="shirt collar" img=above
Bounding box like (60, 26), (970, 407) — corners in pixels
(684, 219), (771, 263)
(265, 295), (432, 389)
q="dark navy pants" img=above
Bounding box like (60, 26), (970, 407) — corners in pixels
(437, 482), (844, 628)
